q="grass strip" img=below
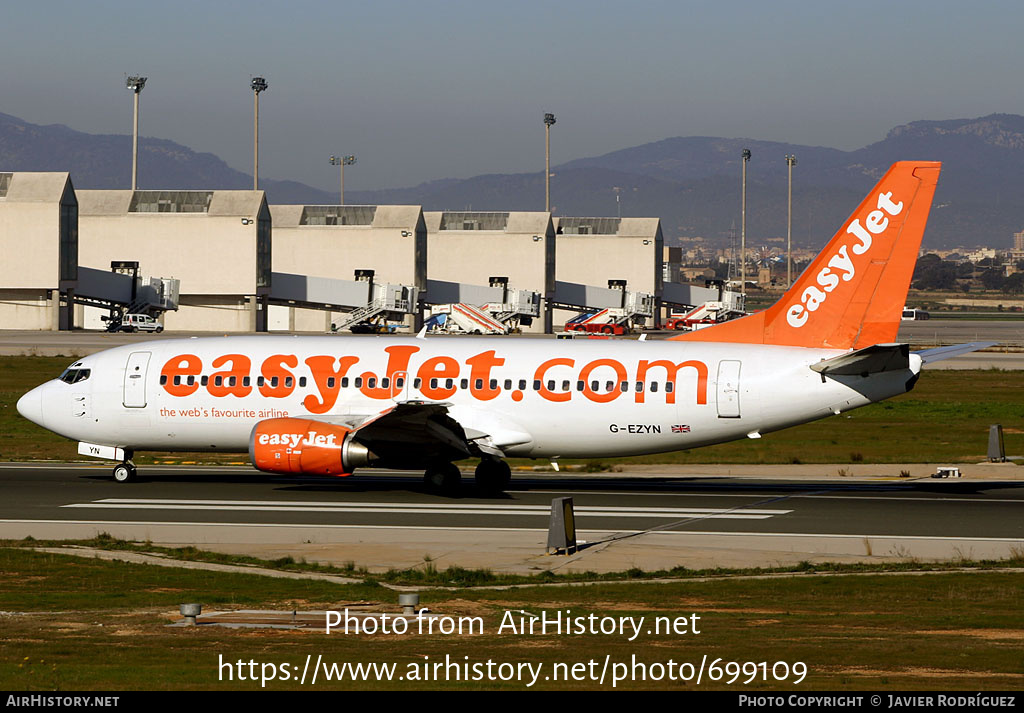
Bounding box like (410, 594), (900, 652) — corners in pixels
(2, 546), (1023, 690)
(7, 535), (1024, 590)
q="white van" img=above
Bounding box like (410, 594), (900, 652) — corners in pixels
(118, 314), (164, 333)
(901, 308), (930, 321)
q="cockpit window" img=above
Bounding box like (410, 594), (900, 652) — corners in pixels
(58, 368), (91, 384)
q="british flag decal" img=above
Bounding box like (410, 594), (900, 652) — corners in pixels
(672, 425), (691, 433)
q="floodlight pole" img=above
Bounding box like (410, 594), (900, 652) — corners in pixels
(330, 155), (356, 204)
(126, 76), (147, 191)
(785, 154), (797, 287)
(251, 77), (268, 191)
(544, 113), (556, 212)
(741, 148), (751, 298)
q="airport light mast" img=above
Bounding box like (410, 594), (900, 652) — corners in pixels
(740, 148), (751, 297)
(786, 154), (797, 287)
(125, 76), (147, 191)
(329, 154), (356, 205)
(251, 77), (268, 191)
(544, 112), (556, 212)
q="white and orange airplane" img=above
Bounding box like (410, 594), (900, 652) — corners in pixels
(17, 161), (988, 493)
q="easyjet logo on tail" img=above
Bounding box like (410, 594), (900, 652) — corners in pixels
(786, 191), (904, 329)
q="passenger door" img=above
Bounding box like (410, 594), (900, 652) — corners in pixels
(123, 351), (151, 408)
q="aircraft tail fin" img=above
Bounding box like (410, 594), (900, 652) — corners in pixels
(670, 161), (941, 349)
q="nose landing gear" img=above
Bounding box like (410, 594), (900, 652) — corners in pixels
(112, 451), (137, 483)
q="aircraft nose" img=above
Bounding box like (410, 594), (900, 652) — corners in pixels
(16, 387), (44, 426)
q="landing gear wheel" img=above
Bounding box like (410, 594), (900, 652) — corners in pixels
(112, 463), (137, 483)
(475, 458), (511, 495)
(424, 463), (461, 495)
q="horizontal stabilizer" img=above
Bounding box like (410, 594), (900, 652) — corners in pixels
(914, 342), (996, 364)
(810, 343), (909, 377)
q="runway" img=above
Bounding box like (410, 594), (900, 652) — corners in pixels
(1, 464), (1022, 573)
(897, 318), (1024, 347)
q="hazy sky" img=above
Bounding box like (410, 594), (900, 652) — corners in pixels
(4, 1), (1024, 191)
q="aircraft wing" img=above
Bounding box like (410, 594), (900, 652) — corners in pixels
(312, 401), (474, 468)
(314, 400), (532, 465)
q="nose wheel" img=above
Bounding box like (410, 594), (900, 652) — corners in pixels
(112, 462), (137, 483)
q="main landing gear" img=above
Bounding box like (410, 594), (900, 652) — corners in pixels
(474, 458), (511, 496)
(423, 458), (511, 496)
(424, 462), (461, 495)
(112, 452), (137, 483)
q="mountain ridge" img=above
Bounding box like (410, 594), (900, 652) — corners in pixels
(3, 111), (1024, 249)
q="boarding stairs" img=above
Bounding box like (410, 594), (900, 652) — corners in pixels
(669, 290), (745, 330)
(428, 303), (508, 334)
(583, 292), (655, 326)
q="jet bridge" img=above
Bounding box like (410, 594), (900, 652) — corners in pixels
(661, 282), (722, 310)
(75, 261), (180, 330)
(550, 279), (655, 333)
(662, 280), (746, 330)
(269, 269), (419, 332)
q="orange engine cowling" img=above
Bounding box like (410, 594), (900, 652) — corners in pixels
(249, 418), (374, 476)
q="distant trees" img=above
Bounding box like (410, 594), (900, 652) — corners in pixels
(1004, 272), (1024, 294)
(911, 254), (1024, 293)
(912, 254), (961, 290)
(980, 268), (1005, 291)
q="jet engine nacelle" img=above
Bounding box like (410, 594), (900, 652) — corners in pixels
(249, 417), (375, 476)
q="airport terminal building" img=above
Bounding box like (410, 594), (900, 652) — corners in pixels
(270, 204), (426, 331)
(76, 189), (271, 331)
(0, 171), (669, 334)
(425, 211), (556, 332)
(0, 172), (78, 330)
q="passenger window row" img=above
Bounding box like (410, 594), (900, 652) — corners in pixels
(161, 374), (302, 388)
(160, 373), (673, 393)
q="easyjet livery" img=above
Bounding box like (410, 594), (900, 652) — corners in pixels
(16, 162), (987, 492)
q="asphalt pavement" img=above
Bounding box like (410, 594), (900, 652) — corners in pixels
(2, 464), (1021, 574)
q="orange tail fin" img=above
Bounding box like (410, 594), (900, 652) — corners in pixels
(670, 161), (941, 349)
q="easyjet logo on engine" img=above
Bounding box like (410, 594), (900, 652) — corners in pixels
(159, 346), (709, 414)
(257, 431), (338, 448)
(786, 191), (904, 329)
